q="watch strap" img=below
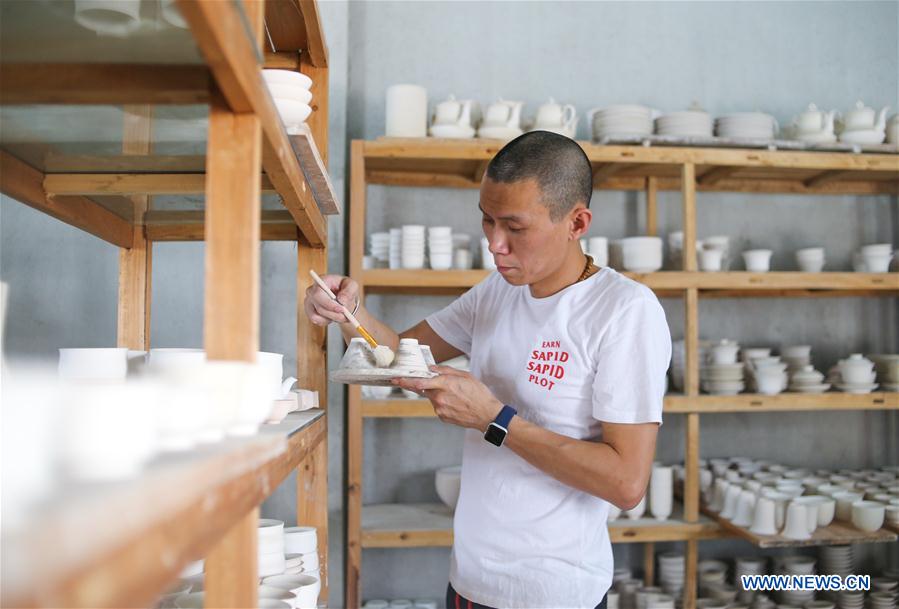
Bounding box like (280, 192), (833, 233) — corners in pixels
(494, 404), (517, 428)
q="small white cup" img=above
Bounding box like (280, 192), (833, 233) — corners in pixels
(453, 249), (473, 270)
(749, 496), (778, 535)
(698, 248), (724, 272)
(742, 249), (773, 272)
(782, 503), (811, 539)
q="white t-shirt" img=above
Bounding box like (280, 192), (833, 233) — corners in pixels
(426, 267), (671, 609)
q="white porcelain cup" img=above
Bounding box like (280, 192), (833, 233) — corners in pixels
(749, 496), (778, 535)
(453, 249), (473, 270)
(732, 489), (756, 527)
(588, 237), (609, 267)
(386, 85), (427, 137)
(650, 466), (673, 521)
(624, 494), (646, 519)
(833, 491), (864, 521)
(742, 249), (773, 272)
(782, 503), (811, 539)
(721, 484), (743, 520)
(74, 0), (142, 36)
(698, 248), (724, 272)
(480, 237), (496, 270)
(284, 526), (317, 554)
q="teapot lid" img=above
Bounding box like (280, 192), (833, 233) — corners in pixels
(806, 103), (819, 112)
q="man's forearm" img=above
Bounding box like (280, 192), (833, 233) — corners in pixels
(502, 416), (644, 509)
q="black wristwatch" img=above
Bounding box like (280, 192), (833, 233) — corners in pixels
(484, 405), (517, 447)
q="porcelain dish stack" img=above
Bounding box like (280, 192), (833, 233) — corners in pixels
(701, 339), (745, 396)
(588, 105), (655, 140)
(655, 105), (713, 137)
(851, 243), (896, 273)
(871, 354), (899, 392)
(715, 113), (778, 140)
(262, 70), (314, 133)
(830, 353), (879, 394)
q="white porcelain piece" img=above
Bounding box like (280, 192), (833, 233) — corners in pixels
(742, 249), (773, 272)
(436, 465), (462, 510)
(386, 84), (427, 137)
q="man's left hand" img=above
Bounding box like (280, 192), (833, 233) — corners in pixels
(393, 366), (503, 431)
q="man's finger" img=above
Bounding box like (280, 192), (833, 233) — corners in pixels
(429, 365), (468, 377)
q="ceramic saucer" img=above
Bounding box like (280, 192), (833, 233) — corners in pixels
(839, 129), (885, 145)
(477, 125), (524, 140)
(835, 382), (879, 394)
(429, 123), (475, 139)
(795, 131), (837, 143)
(790, 383), (831, 393)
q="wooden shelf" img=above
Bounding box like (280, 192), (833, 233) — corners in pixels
(361, 392), (899, 418)
(361, 139), (899, 195)
(361, 270), (898, 297)
(702, 505), (898, 548)
(0, 1), (339, 248)
(360, 502), (727, 549)
(666, 392), (899, 413)
(1, 410), (326, 609)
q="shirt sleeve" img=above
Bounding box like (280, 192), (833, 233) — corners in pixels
(592, 295), (671, 425)
(425, 274), (492, 357)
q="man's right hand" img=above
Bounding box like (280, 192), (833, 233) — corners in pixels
(304, 274), (360, 327)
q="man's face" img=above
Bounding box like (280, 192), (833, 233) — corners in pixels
(479, 177), (574, 286)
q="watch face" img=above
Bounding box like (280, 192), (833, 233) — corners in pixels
(484, 422), (507, 446)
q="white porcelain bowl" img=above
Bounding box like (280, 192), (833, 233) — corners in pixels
(262, 69), (312, 89)
(851, 500), (885, 531)
(273, 98), (312, 127)
(284, 526), (317, 554)
(436, 465), (462, 510)
(619, 237), (663, 273)
(59, 347), (128, 380)
(266, 83), (313, 105)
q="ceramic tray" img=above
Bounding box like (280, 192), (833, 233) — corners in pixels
(330, 367), (437, 386)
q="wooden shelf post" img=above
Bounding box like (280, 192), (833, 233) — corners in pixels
(205, 508), (260, 609)
(117, 105), (153, 350)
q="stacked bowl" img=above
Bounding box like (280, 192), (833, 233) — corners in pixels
(655, 108), (713, 137)
(745, 353), (788, 395)
(589, 105), (654, 139)
(734, 557), (766, 605)
(262, 70), (313, 132)
(852, 243), (895, 273)
(715, 113), (778, 140)
(389, 228), (402, 269)
(262, 574), (321, 609)
(788, 364), (830, 394)
(401, 225), (426, 269)
(701, 339), (745, 396)
(774, 556), (816, 607)
(656, 552), (685, 600)
(259, 519), (287, 577)
(869, 592), (898, 609)
(818, 545), (854, 578)
(697, 235), (731, 271)
(284, 526), (320, 580)
(427, 227), (453, 270)
(369, 232), (390, 267)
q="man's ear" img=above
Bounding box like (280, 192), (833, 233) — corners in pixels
(569, 206), (593, 239)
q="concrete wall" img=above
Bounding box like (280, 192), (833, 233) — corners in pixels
(0, 2), (897, 607)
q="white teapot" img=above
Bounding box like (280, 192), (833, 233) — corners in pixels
(433, 94), (475, 128)
(534, 98), (576, 131)
(483, 99), (524, 129)
(841, 100), (889, 133)
(794, 103), (836, 135)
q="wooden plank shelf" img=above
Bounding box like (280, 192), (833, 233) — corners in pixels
(361, 270), (899, 297)
(362, 393), (899, 418)
(361, 139), (899, 195)
(701, 505), (897, 549)
(1, 410), (326, 609)
(361, 502), (728, 549)
(666, 391), (899, 413)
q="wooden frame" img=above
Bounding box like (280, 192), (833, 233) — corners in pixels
(345, 137), (898, 608)
(0, 1), (334, 607)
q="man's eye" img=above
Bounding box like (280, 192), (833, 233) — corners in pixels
(482, 216), (494, 224)
(509, 227), (524, 233)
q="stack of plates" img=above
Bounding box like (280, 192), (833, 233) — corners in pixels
(657, 552), (685, 599)
(818, 545), (854, 577)
(734, 557), (766, 605)
(869, 592), (899, 609)
(834, 590), (865, 609)
(871, 354), (899, 392)
(670, 339), (711, 393)
(655, 110), (713, 137)
(262, 70), (313, 132)
(590, 105), (654, 139)
(369, 232), (389, 266)
(715, 113), (778, 140)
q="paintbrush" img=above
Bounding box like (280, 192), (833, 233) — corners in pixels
(309, 270), (395, 367)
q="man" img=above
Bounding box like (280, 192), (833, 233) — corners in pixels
(305, 132), (671, 609)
